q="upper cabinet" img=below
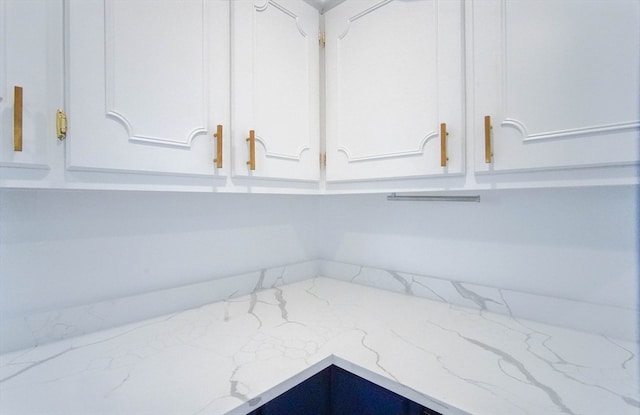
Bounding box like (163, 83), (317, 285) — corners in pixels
(230, 0), (320, 182)
(3, 0), (636, 191)
(0, 0), (62, 172)
(66, 0), (230, 177)
(472, 0), (640, 174)
(66, 0), (320, 185)
(324, 0), (464, 182)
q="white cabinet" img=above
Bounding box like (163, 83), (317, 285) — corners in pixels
(471, 0), (640, 174)
(5, 0), (636, 191)
(0, 0), (62, 172)
(66, 0), (320, 185)
(66, 0), (229, 177)
(230, 0), (320, 182)
(324, 0), (464, 182)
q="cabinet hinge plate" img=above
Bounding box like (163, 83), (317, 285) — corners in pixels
(319, 31), (326, 48)
(320, 152), (327, 168)
(56, 109), (67, 141)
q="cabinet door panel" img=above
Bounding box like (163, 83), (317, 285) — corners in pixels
(105, 1), (206, 147)
(473, 0), (640, 173)
(325, 0), (464, 182)
(67, 0), (228, 176)
(231, 0), (319, 182)
(0, 0), (60, 170)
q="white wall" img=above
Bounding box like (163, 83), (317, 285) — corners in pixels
(0, 190), (322, 318)
(1, 185), (637, 326)
(317, 186), (638, 309)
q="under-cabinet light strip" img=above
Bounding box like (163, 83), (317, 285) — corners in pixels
(387, 193), (480, 203)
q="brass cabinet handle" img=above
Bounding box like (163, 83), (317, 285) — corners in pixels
(484, 115), (493, 163)
(14, 86), (23, 152)
(213, 124), (223, 168)
(246, 129), (256, 170)
(440, 122), (448, 167)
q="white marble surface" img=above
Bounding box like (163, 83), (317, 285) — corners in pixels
(0, 260), (320, 353)
(1, 278), (637, 415)
(321, 260), (639, 342)
(5, 259), (636, 356)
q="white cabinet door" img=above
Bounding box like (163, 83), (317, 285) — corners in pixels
(0, 0), (61, 171)
(472, 0), (640, 173)
(231, 0), (319, 182)
(325, 0), (464, 182)
(66, 0), (229, 177)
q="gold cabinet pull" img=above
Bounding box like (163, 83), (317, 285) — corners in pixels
(484, 115), (492, 163)
(13, 86), (23, 151)
(246, 129), (256, 170)
(440, 122), (448, 167)
(213, 124), (223, 168)
(56, 109), (67, 140)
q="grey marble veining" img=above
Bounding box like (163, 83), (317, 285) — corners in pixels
(320, 260), (639, 342)
(0, 260), (321, 354)
(3, 258), (636, 357)
(1, 278), (637, 415)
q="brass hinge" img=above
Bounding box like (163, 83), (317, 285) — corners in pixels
(318, 31), (325, 48)
(320, 152), (327, 168)
(56, 109), (67, 141)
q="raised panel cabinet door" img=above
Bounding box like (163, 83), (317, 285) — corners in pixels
(473, 0), (640, 173)
(0, 0), (62, 171)
(231, 0), (320, 182)
(66, 0), (229, 176)
(325, 0), (464, 182)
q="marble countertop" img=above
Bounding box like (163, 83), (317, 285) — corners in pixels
(1, 278), (638, 415)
